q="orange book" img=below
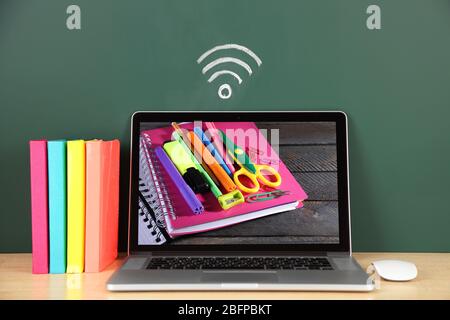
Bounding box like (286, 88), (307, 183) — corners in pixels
(85, 139), (120, 272)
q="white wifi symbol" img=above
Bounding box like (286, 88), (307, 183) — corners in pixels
(197, 44), (262, 99)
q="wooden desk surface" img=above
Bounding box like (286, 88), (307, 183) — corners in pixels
(1, 253), (449, 299)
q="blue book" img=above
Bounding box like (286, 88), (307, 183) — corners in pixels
(47, 140), (67, 274)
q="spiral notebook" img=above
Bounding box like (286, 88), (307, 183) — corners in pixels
(138, 122), (308, 241)
(138, 136), (169, 244)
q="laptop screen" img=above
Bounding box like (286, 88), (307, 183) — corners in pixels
(137, 120), (339, 246)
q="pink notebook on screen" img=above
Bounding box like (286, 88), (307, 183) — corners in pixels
(141, 122), (307, 238)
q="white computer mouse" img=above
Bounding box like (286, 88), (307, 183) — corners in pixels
(370, 260), (418, 281)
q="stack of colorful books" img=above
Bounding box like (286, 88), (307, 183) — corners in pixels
(29, 139), (120, 274)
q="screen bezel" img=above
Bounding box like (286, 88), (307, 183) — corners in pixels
(129, 111), (350, 253)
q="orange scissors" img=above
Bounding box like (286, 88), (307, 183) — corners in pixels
(219, 130), (281, 194)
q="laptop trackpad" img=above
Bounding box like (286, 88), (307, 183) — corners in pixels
(202, 272), (278, 283)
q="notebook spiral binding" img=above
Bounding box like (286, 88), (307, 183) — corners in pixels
(138, 194), (166, 244)
(138, 133), (176, 244)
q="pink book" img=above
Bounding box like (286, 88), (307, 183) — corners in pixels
(29, 140), (49, 274)
(141, 122), (307, 238)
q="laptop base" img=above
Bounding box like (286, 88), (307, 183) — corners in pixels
(107, 255), (374, 292)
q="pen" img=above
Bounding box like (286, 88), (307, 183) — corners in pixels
(173, 129), (244, 210)
(193, 126), (232, 176)
(204, 122), (236, 174)
(172, 131), (222, 198)
(171, 122), (220, 188)
(188, 131), (236, 193)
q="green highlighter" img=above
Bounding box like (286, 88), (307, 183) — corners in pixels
(172, 131), (221, 197)
(163, 140), (209, 194)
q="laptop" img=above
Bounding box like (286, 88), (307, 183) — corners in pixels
(107, 111), (375, 291)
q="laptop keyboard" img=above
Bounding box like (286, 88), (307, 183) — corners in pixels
(146, 257), (334, 270)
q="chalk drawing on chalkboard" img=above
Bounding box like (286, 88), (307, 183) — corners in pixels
(197, 44), (262, 99)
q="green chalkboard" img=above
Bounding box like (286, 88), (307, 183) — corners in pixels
(1, 0), (449, 252)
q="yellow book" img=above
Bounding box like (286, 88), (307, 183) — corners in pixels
(66, 140), (86, 273)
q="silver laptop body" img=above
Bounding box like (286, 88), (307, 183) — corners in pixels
(107, 111), (374, 291)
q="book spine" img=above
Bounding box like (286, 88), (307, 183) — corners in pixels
(99, 140), (120, 271)
(85, 141), (101, 272)
(29, 140), (49, 274)
(48, 141), (67, 274)
(66, 140), (86, 273)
